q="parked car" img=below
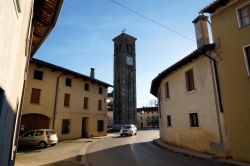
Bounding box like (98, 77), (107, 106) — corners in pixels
(18, 129), (58, 148)
(120, 124), (137, 136)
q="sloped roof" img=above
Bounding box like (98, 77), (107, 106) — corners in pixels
(31, 58), (112, 87)
(31, 0), (64, 56)
(150, 44), (215, 97)
(137, 107), (158, 113)
(200, 0), (230, 13)
(112, 33), (137, 41)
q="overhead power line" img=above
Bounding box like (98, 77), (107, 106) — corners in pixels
(109, 0), (195, 42)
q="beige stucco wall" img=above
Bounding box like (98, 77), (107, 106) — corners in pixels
(22, 63), (108, 140)
(158, 56), (224, 155)
(137, 111), (159, 128)
(210, 0), (250, 162)
(0, 0), (33, 164)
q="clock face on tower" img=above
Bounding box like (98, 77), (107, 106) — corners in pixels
(126, 56), (133, 66)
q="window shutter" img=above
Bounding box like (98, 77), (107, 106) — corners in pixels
(84, 97), (88, 109)
(30, 88), (41, 104)
(64, 94), (70, 106)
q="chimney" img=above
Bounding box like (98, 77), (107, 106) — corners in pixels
(90, 68), (95, 78)
(192, 15), (210, 48)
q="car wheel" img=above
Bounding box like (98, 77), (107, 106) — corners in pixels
(135, 132), (137, 135)
(39, 141), (47, 148)
(120, 134), (123, 137)
(51, 143), (56, 147)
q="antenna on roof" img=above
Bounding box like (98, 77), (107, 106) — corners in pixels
(122, 28), (126, 33)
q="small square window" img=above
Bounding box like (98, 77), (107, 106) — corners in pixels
(65, 78), (72, 87)
(189, 113), (199, 127)
(33, 70), (43, 80)
(99, 87), (103, 94)
(238, 4), (250, 27)
(167, 115), (171, 127)
(85, 83), (89, 91)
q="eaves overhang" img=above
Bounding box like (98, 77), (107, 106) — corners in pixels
(150, 44), (215, 97)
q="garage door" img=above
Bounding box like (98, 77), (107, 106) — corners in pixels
(20, 114), (50, 133)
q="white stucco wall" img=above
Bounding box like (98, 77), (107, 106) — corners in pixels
(0, 0), (33, 165)
(159, 56), (224, 154)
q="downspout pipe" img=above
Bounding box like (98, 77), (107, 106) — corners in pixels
(52, 72), (63, 130)
(202, 51), (224, 145)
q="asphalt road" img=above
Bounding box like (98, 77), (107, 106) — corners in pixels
(86, 130), (228, 166)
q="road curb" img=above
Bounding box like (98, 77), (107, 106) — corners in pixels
(152, 137), (250, 166)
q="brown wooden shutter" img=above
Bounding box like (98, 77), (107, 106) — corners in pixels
(64, 94), (70, 107)
(165, 82), (169, 98)
(30, 88), (41, 104)
(98, 100), (102, 111)
(189, 70), (195, 90)
(84, 97), (88, 109)
(185, 69), (195, 91)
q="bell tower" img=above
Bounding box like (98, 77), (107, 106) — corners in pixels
(113, 33), (137, 129)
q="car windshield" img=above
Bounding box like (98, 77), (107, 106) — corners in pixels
(122, 125), (132, 129)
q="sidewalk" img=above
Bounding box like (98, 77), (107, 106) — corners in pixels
(153, 137), (250, 166)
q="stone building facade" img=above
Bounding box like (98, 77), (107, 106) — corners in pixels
(113, 33), (137, 128)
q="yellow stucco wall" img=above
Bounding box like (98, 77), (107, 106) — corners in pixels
(22, 63), (108, 140)
(158, 56), (224, 155)
(210, 0), (250, 162)
(0, 0), (33, 164)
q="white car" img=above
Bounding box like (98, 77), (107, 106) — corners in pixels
(18, 129), (58, 148)
(120, 124), (137, 136)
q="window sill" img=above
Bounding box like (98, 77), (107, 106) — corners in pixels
(184, 89), (197, 95)
(189, 126), (201, 130)
(64, 106), (71, 108)
(30, 103), (40, 105)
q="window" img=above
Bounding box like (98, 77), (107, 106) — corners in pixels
(165, 82), (170, 98)
(238, 4), (250, 27)
(97, 120), (104, 132)
(98, 100), (102, 111)
(167, 115), (171, 127)
(85, 83), (89, 91)
(23, 131), (35, 137)
(30, 88), (41, 104)
(243, 45), (250, 75)
(185, 69), (195, 91)
(99, 87), (103, 94)
(189, 113), (199, 127)
(64, 93), (70, 107)
(84, 97), (88, 109)
(35, 131), (44, 136)
(33, 70), (43, 80)
(0, 88), (4, 116)
(62, 119), (70, 134)
(65, 78), (72, 87)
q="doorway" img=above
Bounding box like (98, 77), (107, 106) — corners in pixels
(81, 117), (88, 138)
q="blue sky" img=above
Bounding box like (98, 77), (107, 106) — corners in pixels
(35, 0), (213, 107)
